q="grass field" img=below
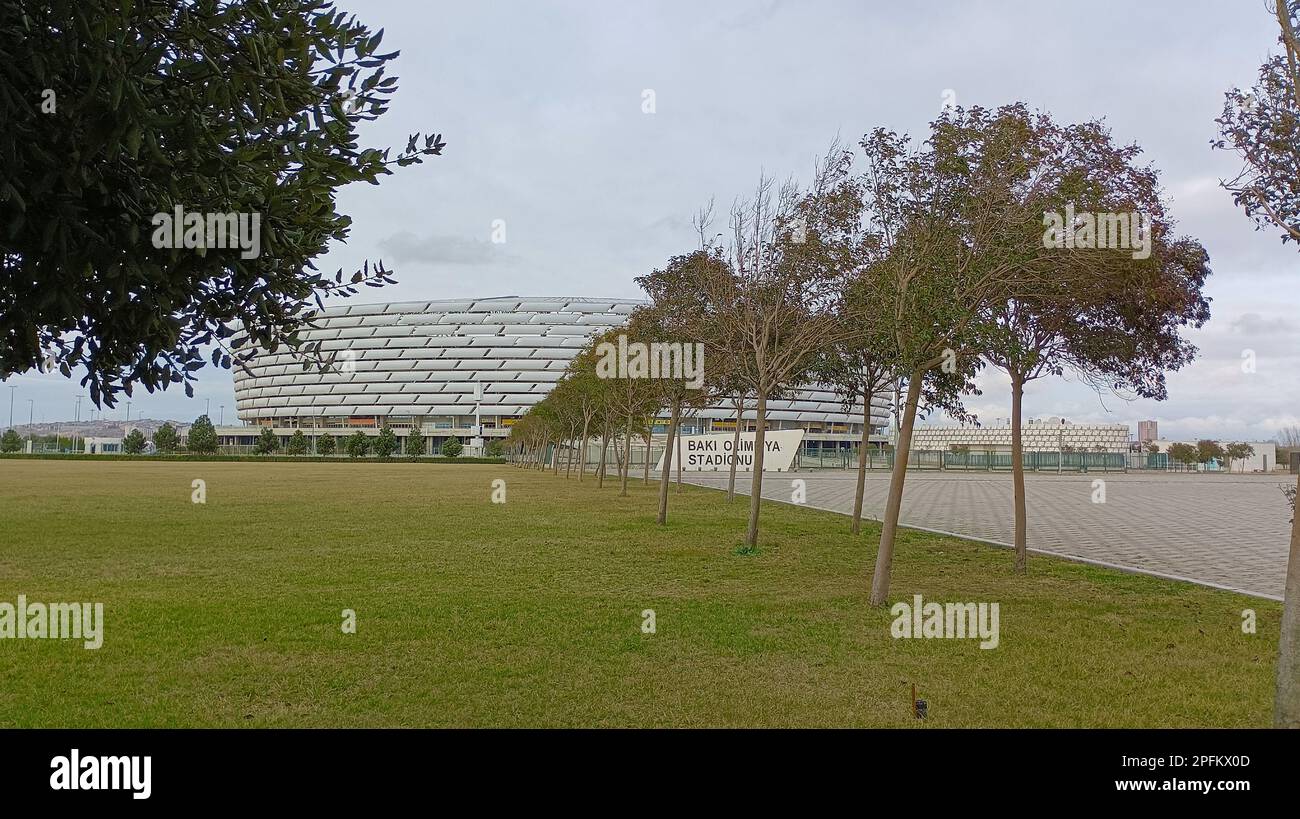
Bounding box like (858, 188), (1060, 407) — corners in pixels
(0, 459), (1280, 727)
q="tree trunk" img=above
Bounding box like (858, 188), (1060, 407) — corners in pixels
(727, 403), (742, 501)
(657, 401), (680, 525)
(675, 418), (684, 493)
(643, 434), (652, 484)
(744, 389), (768, 548)
(869, 373), (923, 606)
(620, 412), (633, 496)
(852, 387), (875, 535)
(597, 422), (610, 488)
(577, 417), (590, 482)
(1276, 472), (1300, 726)
(1010, 370), (1028, 573)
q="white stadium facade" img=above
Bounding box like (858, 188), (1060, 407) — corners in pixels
(218, 296), (891, 457)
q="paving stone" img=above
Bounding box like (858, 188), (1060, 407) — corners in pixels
(686, 470), (1295, 599)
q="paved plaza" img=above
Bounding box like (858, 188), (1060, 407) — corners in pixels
(687, 469), (1296, 599)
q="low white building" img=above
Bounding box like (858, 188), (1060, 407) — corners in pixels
(909, 419), (1130, 453)
(1149, 440), (1277, 472)
(82, 436), (123, 454)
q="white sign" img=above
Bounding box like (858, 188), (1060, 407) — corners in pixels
(656, 430), (805, 472)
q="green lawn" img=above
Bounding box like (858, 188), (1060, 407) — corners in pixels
(0, 459), (1279, 727)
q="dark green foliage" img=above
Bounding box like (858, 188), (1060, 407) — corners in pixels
(440, 436), (462, 458)
(153, 422), (179, 453)
(122, 428), (147, 454)
(0, 0), (445, 407)
(316, 433), (336, 455)
(373, 425), (397, 459)
(187, 414), (217, 454)
(255, 427), (280, 455)
(286, 429), (308, 455)
(346, 430), (369, 458)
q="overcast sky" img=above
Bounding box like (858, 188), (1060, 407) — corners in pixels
(7, 0), (1298, 441)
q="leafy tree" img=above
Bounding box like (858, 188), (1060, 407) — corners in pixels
(1196, 439), (1225, 469)
(1225, 442), (1256, 473)
(373, 424), (397, 459)
(1219, 2), (1300, 723)
(153, 422), (179, 454)
(441, 436), (463, 459)
(316, 433), (336, 456)
(485, 439), (504, 458)
(285, 429), (308, 456)
(255, 427), (280, 455)
(405, 422), (425, 458)
(0, 0), (445, 407)
(345, 431), (370, 458)
(122, 428), (147, 454)
(187, 415), (217, 454)
(972, 105), (1210, 572)
(1167, 442), (1198, 470)
(0, 428), (21, 452)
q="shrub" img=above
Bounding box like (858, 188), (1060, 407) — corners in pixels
(188, 415), (218, 454)
(317, 433), (336, 456)
(286, 429), (309, 455)
(346, 431), (370, 458)
(1, 429), (22, 453)
(485, 439), (504, 458)
(255, 427), (280, 455)
(441, 436), (463, 458)
(153, 422), (179, 453)
(406, 426), (425, 458)
(373, 425), (398, 459)
(122, 429), (147, 454)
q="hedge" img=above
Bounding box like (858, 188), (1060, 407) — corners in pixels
(0, 453), (507, 464)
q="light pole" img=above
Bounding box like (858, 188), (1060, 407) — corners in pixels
(219, 405), (224, 426)
(7, 384), (14, 429)
(125, 401), (131, 425)
(205, 397), (211, 418)
(26, 399), (33, 452)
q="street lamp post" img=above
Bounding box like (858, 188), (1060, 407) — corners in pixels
(7, 384), (14, 429)
(26, 399), (33, 453)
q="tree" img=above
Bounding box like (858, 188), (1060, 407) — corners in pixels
(1225, 442), (1255, 473)
(670, 149), (857, 547)
(974, 105), (1209, 572)
(187, 415), (217, 454)
(485, 439), (504, 458)
(153, 422), (179, 454)
(122, 428), (147, 454)
(1168, 442), (1198, 470)
(406, 422), (425, 458)
(345, 431), (370, 458)
(255, 427), (280, 455)
(0, 0), (445, 407)
(286, 429), (309, 456)
(815, 264), (899, 535)
(441, 436), (462, 458)
(373, 424), (397, 459)
(0, 429), (21, 452)
(317, 433), (337, 456)
(859, 115), (1043, 606)
(1196, 439), (1225, 470)
(1278, 425), (1300, 448)
(1219, 6), (1300, 722)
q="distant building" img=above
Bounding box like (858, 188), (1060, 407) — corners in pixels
(1149, 440), (1277, 472)
(1137, 420), (1158, 443)
(910, 419), (1130, 453)
(83, 436), (123, 454)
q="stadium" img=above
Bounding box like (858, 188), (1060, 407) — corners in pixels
(218, 296), (891, 458)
